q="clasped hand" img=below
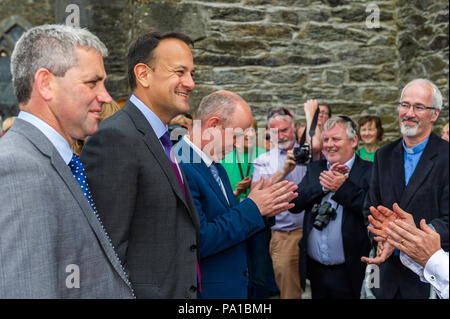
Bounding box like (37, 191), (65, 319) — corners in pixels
(319, 163), (349, 193)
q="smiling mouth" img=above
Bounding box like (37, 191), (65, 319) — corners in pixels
(176, 92), (189, 98)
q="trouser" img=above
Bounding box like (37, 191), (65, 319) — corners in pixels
(307, 257), (356, 299)
(269, 228), (303, 299)
(247, 227), (272, 299)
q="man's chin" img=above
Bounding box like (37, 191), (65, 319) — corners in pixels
(401, 123), (418, 137)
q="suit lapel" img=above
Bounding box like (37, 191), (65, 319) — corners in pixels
(216, 162), (236, 207)
(123, 102), (189, 209)
(390, 140), (405, 203)
(399, 134), (438, 208)
(177, 139), (230, 208)
(341, 156), (363, 227)
(14, 120), (133, 291)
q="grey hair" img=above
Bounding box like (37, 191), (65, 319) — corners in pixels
(196, 91), (244, 125)
(268, 114), (295, 129)
(400, 78), (443, 113)
(323, 116), (358, 142)
(11, 24), (108, 104)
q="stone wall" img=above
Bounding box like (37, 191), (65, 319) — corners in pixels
(1, 0), (448, 141)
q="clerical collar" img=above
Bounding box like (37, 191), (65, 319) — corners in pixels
(402, 136), (429, 154)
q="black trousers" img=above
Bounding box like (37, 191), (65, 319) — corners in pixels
(307, 256), (357, 299)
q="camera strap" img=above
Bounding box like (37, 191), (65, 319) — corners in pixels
(309, 107), (320, 139)
(236, 150), (252, 180)
(299, 107), (319, 147)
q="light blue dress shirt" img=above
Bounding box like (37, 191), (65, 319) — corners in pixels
(130, 94), (183, 181)
(402, 137), (429, 186)
(253, 144), (307, 231)
(18, 111), (73, 164)
(307, 155), (356, 265)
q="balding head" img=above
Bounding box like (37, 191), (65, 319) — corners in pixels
(194, 90), (253, 161)
(196, 90), (251, 126)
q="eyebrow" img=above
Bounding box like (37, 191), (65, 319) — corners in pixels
(85, 75), (105, 83)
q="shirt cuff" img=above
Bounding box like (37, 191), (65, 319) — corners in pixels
(399, 251), (426, 282)
(424, 249), (449, 298)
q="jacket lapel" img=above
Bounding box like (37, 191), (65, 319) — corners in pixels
(14, 119), (133, 291)
(123, 102), (189, 209)
(399, 133), (438, 209)
(176, 139), (230, 208)
(390, 139), (406, 204)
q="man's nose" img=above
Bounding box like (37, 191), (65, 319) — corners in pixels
(183, 73), (195, 91)
(97, 84), (112, 104)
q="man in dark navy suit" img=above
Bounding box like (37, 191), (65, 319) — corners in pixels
(289, 116), (372, 299)
(362, 79), (448, 299)
(175, 90), (298, 299)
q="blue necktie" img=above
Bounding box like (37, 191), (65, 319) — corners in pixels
(68, 153), (134, 296)
(209, 163), (222, 188)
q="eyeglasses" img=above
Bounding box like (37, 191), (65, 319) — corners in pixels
(398, 102), (435, 113)
(267, 108), (293, 120)
(319, 110), (329, 116)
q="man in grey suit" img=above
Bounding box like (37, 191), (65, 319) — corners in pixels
(80, 31), (201, 298)
(0, 24), (134, 298)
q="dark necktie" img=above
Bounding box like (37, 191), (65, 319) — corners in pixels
(159, 132), (201, 293)
(68, 153), (134, 296)
(160, 131), (186, 198)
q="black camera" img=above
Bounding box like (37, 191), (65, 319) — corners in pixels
(311, 201), (337, 231)
(293, 143), (312, 164)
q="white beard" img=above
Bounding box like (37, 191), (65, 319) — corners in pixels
(278, 139), (294, 150)
(401, 122), (419, 137)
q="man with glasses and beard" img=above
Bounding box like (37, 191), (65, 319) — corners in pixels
(252, 107), (309, 299)
(362, 78), (449, 299)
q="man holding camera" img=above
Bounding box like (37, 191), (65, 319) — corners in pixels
(289, 116), (372, 299)
(252, 107), (309, 299)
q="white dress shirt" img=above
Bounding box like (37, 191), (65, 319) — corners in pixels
(400, 249), (449, 299)
(182, 136), (230, 204)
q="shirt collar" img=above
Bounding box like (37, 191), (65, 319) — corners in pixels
(18, 111), (73, 164)
(130, 94), (168, 139)
(182, 135), (214, 167)
(402, 136), (429, 154)
(327, 153), (356, 174)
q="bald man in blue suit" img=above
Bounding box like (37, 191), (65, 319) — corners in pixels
(175, 90), (298, 299)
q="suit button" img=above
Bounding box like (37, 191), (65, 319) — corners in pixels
(190, 244), (197, 251)
(243, 270), (248, 276)
(190, 285), (197, 292)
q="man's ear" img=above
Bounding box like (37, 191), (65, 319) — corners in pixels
(134, 63), (152, 88)
(205, 116), (221, 129)
(34, 68), (53, 101)
(430, 109), (440, 123)
(351, 136), (358, 149)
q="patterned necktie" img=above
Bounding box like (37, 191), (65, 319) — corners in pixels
(68, 153), (134, 296)
(159, 132), (201, 293)
(209, 163), (222, 188)
(160, 131), (186, 198)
